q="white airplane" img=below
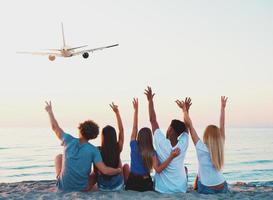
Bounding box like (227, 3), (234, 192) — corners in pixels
(18, 23), (119, 61)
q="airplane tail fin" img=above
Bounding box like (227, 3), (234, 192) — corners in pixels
(61, 22), (66, 47)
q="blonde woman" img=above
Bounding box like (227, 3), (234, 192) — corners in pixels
(176, 97), (228, 194)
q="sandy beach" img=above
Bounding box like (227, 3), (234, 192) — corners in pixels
(0, 180), (272, 200)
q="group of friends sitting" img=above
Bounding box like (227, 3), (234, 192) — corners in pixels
(45, 87), (228, 194)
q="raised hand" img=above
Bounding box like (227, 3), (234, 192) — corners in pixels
(132, 98), (138, 111)
(184, 97), (192, 112)
(221, 96), (228, 109)
(145, 86), (159, 132)
(110, 102), (119, 113)
(144, 86), (155, 102)
(175, 100), (186, 112)
(45, 100), (63, 140)
(45, 101), (52, 113)
(131, 98), (139, 141)
(220, 96), (228, 140)
(170, 148), (181, 158)
(176, 97), (192, 113)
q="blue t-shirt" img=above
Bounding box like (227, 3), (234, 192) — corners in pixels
(130, 140), (149, 175)
(57, 133), (102, 191)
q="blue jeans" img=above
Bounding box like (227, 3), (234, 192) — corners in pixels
(197, 180), (228, 194)
(97, 174), (124, 191)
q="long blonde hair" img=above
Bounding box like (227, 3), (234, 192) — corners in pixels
(203, 125), (224, 171)
(137, 127), (154, 173)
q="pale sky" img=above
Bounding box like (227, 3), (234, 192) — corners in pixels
(0, 0), (272, 129)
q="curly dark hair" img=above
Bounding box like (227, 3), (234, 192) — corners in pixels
(78, 120), (99, 140)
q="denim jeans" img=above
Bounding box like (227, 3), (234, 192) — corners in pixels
(197, 180), (229, 194)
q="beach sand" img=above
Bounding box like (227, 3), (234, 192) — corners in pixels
(1, 180), (272, 200)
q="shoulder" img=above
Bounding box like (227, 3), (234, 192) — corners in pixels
(154, 128), (165, 139)
(195, 140), (209, 152)
(130, 140), (138, 148)
(130, 140), (139, 153)
(86, 144), (102, 163)
(130, 140), (137, 144)
(61, 132), (76, 144)
(154, 128), (164, 135)
(62, 132), (73, 139)
(178, 131), (189, 143)
(86, 143), (100, 152)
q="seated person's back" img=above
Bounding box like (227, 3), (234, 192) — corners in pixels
(95, 103), (125, 191)
(154, 128), (189, 193)
(57, 133), (102, 191)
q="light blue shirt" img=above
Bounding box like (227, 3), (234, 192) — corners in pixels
(57, 133), (102, 191)
(196, 140), (226, 186)
(153, 129), (189, 194)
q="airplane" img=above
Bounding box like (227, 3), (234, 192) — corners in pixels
(18, 23), (119, 61)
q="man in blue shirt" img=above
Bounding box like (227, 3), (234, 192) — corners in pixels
(45, 101), (121, 191)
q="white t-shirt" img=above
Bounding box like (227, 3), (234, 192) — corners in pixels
(195, 140), (225, 186)
(153, 129), (189, 194)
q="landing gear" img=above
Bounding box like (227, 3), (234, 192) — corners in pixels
(82, 52), (89, 59)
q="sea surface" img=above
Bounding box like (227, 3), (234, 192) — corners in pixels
(0, 127), (273, 184)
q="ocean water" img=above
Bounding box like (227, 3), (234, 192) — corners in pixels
(0, 127), (273, 184)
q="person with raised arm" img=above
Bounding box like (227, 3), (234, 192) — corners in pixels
(95, 102), (126, 191)
(125, 98), (180, 192)
(175, 97), (229, 194)
(144, 87), (189, 194)
(45, 101), (121, 191)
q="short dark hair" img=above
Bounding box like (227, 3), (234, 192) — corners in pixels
(78, 120), (99, 140)
(170, 119), (187, 137)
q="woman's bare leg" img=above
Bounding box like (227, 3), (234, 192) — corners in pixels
(123, 164), (130, 183)
(55, 154), (63, 178)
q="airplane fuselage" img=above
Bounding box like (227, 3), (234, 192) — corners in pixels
(61, 48), (73, 57)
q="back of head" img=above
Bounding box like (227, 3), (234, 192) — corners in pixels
(203, 125), (224, 171)
(137, 127), (154, 173)
(170, 119), (187, 137)
(78, 120), (99, 140)
(101, 125), (119, 168)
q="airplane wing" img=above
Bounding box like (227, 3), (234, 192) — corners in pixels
(72, 44), (119, 56)
(67, 45), (88, 51)
(17, 51), (62, 57)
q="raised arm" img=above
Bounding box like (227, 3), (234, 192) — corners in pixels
(144, 86), (159, 133)
(153, 148), (180, 173)
(110, 102), (124, 152)
(45, 101), (64, 140)
(131, 98), (138, 141)
(176, 98), (200, 145)
(95, 162), (122, 175)
(220, 96), (228, 140)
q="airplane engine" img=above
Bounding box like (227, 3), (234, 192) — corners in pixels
(48, 55), (56, 61)
(82, 52), (89, 59)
